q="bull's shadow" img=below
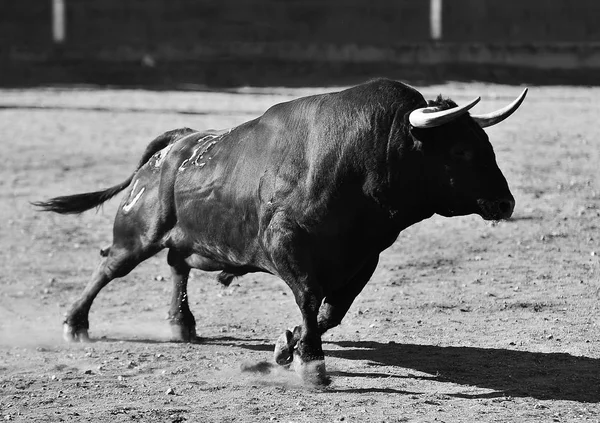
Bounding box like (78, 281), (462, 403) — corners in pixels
(95, 334), (599, 402)
(326, 341), (600, 403)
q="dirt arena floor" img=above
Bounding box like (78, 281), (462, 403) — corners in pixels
(1, 82), (599, 422)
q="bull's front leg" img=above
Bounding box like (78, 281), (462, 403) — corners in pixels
(316, 254), (379, 334)
(274, 254), (379, 381)
(266, 229), (328, 384)
(283, 281), (330, 386)
(166, 249), (197, 342)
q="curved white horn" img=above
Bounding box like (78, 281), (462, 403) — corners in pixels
(409, 97), (481, 129)
(471, 88), (528, 128)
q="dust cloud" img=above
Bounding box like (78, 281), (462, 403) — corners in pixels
(0, 321), (64, 348)
(0, 303), (64, 348)
(0, 303), (173, 347)
(237, 360), (328, 390)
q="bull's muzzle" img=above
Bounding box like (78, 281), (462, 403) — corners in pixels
(477, 197), (515, 221)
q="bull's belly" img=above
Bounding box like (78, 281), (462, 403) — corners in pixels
(170, 193), (266, 268)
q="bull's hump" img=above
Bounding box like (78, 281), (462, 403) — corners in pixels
(261, 95), (325, 127)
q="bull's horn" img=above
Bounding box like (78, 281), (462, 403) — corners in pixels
(409, 97), (481, 129)
(471, 88), (528, 128)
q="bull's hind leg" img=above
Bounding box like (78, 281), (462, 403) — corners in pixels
(166, 249), (197, 342)
(63, 245), (159, 342)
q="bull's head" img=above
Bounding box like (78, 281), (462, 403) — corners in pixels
(408, 89), (527, 221)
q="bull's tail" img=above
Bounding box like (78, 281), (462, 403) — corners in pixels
(32, 127), (196, 215)
(31, 177), (134, 215)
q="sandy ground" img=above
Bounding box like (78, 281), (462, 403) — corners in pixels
(0, 82), (599, 422)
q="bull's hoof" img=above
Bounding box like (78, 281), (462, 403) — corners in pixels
(273, 330), (295, 366)
(63, 323), (90, 343)
(292, 351), (331, 387)
(169, 323), (198, 343)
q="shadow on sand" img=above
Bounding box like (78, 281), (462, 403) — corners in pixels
(95, 335), (271, 346)
(326, 340), (600, 403)
(91, 335), (599, 402)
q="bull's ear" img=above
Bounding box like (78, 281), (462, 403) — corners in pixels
(409, 97), (480, 129)
(471, 88), (528, 128)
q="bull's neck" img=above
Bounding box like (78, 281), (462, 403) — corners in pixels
(376, 128), (436, 232)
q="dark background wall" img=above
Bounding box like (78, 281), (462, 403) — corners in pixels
(2, 0), (430, 57)
(444, 0), (600, 43)
(1, 0), (599, 85)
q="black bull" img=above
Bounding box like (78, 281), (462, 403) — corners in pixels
(34, 79), (526, 385)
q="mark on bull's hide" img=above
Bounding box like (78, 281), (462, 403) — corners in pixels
(151, 144), (173, 168)
(178, 133), (226, 172)
(122, 180), (146, 213)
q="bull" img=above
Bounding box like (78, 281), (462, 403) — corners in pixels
(34, 79), (527, 385)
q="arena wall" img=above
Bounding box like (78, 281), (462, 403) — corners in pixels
(1, 0), (599, 84)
